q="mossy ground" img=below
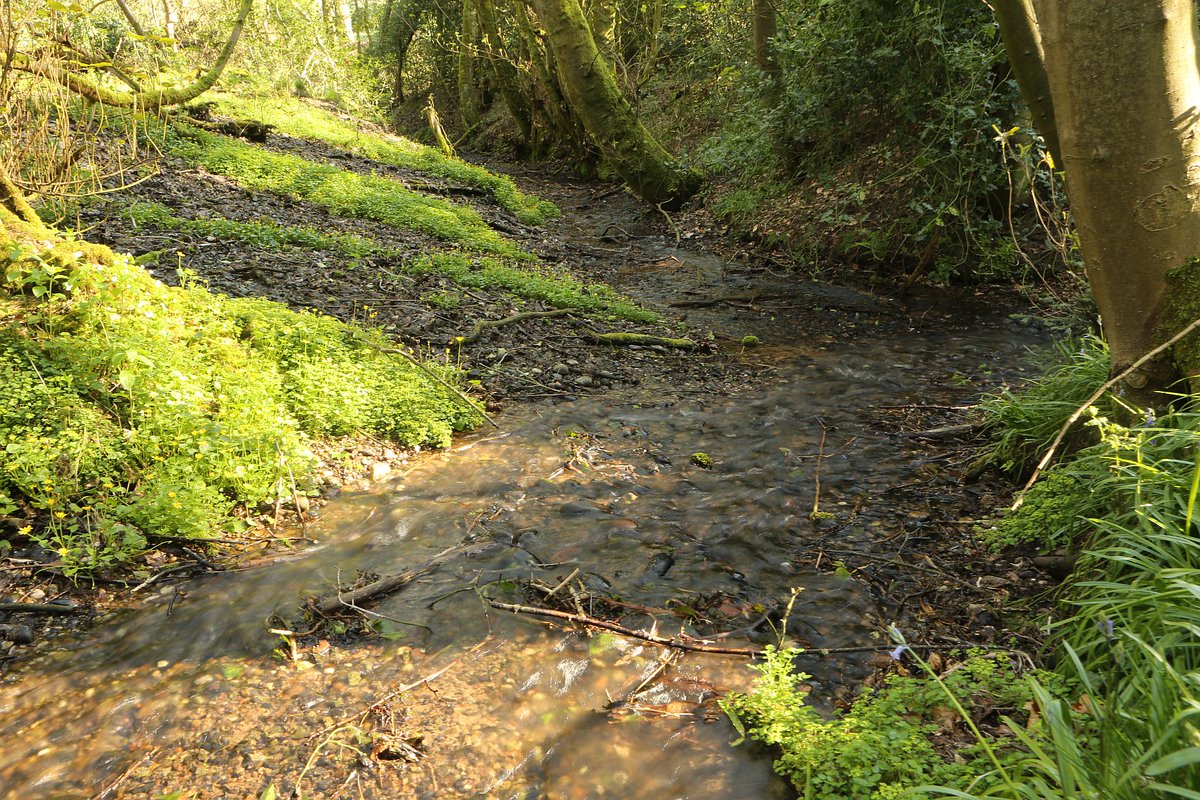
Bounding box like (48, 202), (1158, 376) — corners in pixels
(207, 92), (558, 226)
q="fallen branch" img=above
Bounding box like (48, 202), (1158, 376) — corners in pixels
(455, 308), (572, 346)
(586, 331), (696, 349)
(0, 601), (80, 614)
(900, 423), (981, 439)
(485, 599), (758, 656)
(309, 541), (492, 616)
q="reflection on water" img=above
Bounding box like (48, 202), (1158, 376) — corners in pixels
(0, 290), (1043, 799)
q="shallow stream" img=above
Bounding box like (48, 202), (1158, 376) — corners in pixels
(0, 270), (1046, 798)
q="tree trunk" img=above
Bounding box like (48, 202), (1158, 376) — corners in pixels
(389, 0), (423, 104)
(991, 0), (1059, 160)
(457, 0), (484, 128)
(751, 0), (779, 92)
(1034, 0), (1200, 404)
(474, 0), (533, 146)
(525, 0), (700, 208)
(15, 0), (254, 111)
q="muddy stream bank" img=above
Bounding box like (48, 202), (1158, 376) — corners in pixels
(1, 164), (1051, 798)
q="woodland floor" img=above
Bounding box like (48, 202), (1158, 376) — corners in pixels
(1, 124), (1061, 690)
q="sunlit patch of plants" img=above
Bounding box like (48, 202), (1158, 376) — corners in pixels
(209, 92), (558, 226)
(125, 201), (378, 258)
(411, 253), (657, 322)
(725, 647), (1064, 799)
(120, 202), (654, 322)
(0, 238), (479, 575)
(160, 123), (522, 257)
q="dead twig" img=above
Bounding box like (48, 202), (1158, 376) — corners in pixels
(455, 308), (572, 346)
(308, 540), (493, 616)
(485, 599), (759, 656)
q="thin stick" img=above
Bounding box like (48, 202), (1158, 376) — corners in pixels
(0, 601), (79, 614)
(1012, 315), (1200, 510)
(486, 599), (759, 656)
(350, 333), (499, 429)
(811, 426), (827, 519)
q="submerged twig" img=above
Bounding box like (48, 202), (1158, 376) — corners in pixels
(485, 598), (758, 656)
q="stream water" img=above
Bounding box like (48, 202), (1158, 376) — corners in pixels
(0, 232), (1048, 798)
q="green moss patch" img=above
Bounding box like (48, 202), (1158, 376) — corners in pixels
(164, 125), (521, 257)
(209, 92), (558, 226)
(126, 201), (378, 257)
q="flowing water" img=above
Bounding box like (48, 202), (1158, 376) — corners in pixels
(0, 240), (1048, 798)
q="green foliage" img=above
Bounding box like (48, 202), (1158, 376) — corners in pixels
(413, 253), (657, 322)
(725, 648), (1050, 799)
(161, 123), (521, 256)
(1, 239), (478, 574)
(672, 0), (1033, 281)
(209, 93), (558, 226)
(123, 201), (652, 321)
(126, 201), (377, 257)
(958, 348), (1200, 799)
(979, 336), (1113, 475)
(980, 470), (1095, 553)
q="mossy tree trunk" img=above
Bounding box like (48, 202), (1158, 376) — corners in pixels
(525, 0), (701, 208)
(475, 0), (535, 148)
(994, 0), (1200, 405)
(457, 0), (485, 128)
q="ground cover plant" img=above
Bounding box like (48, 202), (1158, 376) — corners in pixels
(123, 201), (655, 321)
(724, 647), (1060, 799)
(0, 229), (480, 575)
(208, 92), (558, 226)
(161, 123), (523, 257)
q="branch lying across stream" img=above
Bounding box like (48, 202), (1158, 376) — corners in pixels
(486, 599), (759, 656)
(307, 540), (495, 617)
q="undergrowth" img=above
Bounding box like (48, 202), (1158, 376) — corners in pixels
(725, 648), (1059, 799)
(123, 202), (655, 321)
(161, 123), (523, 257)
(0, 234), (479, 575)
(208, 92), (558, 226)
(979, 336), (1112, 476)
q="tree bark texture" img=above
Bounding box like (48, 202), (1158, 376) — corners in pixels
(1036, 0), (1200, 403)
(457, 0), (485, 127)
(475, 0), (534, 145)
(751, 0), (780, 89)
(525, 0), (700, 208)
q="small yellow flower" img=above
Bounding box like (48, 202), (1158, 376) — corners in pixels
(54, 511), (66, 519)
(18, 525), (31, 536)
